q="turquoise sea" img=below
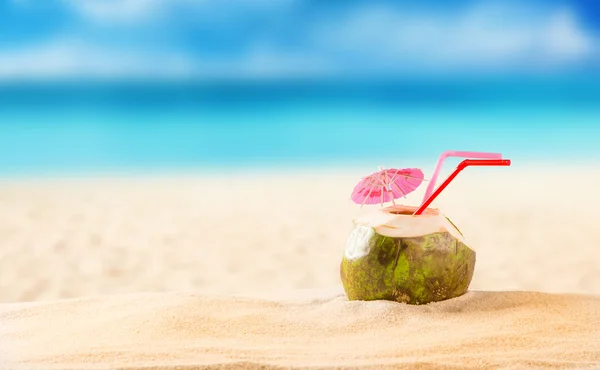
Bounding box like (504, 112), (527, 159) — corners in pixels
(1, 77), (599, 177)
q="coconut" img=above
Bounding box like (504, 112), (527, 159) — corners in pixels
(340, 205), (475, 305)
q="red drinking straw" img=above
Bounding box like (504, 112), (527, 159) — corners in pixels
(413, 159), (511, 216)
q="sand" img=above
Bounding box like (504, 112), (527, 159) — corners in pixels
(1, 165), (600, 369)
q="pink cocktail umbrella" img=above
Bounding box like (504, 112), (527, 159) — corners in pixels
(422, 151), (502, 203)
(351, 167), (425, 207)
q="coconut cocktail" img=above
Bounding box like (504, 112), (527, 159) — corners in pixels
(340, 204), (474, 305)
(342, 151), (510, 305)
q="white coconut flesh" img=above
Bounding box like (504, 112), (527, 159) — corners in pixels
(345, 205), (468, 261)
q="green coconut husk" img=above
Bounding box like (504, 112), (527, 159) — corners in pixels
(340, 205), (475, 305)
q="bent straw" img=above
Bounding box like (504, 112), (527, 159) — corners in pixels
(423, 151), (502, 203)
(413, 159), (511, 216)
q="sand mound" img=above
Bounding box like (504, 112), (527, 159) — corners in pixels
(2, 289), (600, 370)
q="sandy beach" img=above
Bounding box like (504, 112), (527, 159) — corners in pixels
(1, 165), (600, 369)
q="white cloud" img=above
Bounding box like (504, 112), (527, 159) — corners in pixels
(309, 3), (597, 73)
(63, 0), (298, 23)
(0, 38), (198, 80)
(63, 0), (185, 23)
(542, 10), (594, 60)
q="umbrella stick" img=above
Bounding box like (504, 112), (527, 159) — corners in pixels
(382, 169), (398, 206)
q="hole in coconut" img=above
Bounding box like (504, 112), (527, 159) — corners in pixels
(387, 210), (415, 215)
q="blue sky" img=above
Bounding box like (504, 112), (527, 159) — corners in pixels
(0, 0), (599, 80)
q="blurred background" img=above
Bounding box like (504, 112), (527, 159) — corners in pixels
(1, 0), (600, 303)
(0, 0), (599, 175)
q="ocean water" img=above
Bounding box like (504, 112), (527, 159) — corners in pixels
(0, 78), (599, 177)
